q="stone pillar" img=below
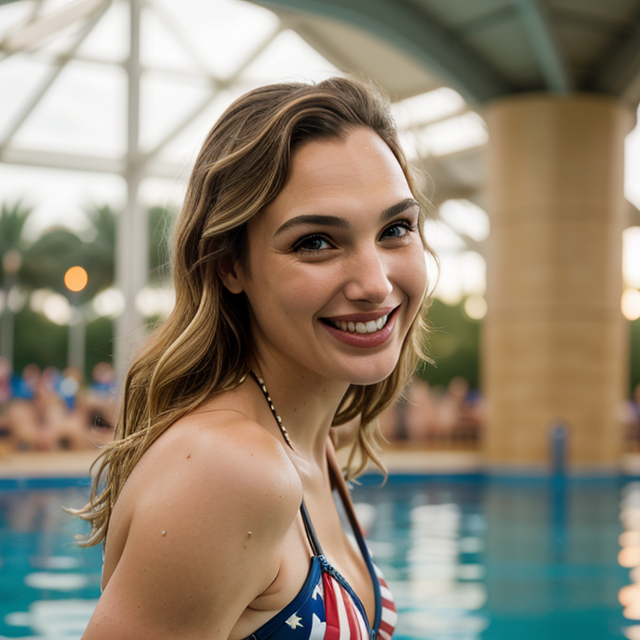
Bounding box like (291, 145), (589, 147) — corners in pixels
(482, 93), (634, 471)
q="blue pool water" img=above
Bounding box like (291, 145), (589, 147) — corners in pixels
(0, 475), (633, 639)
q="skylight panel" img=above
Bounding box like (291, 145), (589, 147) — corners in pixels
(392, 87), (465, 130)
(439, 199), (490, 242)
(0, 2), (35, 41)
(424, 218), (467, 252)
(238, 29), (338, 85)
(418, 112), (488, 157)
(13, 60), (125, 157)
(151, 0), (279, 79)
(75, 0), (128, 61)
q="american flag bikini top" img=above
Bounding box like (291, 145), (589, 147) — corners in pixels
(245, 373), (398, 640)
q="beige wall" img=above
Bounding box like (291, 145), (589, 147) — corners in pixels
(482, 93), (634, 470)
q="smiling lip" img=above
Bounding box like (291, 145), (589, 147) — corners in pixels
(324, 307), (395, 324)
(320, 306), (400, 348)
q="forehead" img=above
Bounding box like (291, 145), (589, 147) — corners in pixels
(264, 128), (412, 224)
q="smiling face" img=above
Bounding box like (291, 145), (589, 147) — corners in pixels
(222, 127), (428, 387)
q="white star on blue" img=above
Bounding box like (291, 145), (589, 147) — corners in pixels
(285, 613), (303, 630)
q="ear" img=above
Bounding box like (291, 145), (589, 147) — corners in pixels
(217, 255), (244, 294)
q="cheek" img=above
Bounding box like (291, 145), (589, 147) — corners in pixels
(396, 245), (428, 304)
(277, 264), (339, 306)
(247, 265), (333, 324)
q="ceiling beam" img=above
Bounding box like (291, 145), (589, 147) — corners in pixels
(140, 24), (281, 163)
(0, 146), (186, 179)
(0, 0), (109, 53)
(513, 0), (571, 94)
(281, 17), (356, 76)
(592, 18), (640, 104)
(149, 0), (220, 80)
(254, 0), (512, 104)
(0, 2), (109, 152)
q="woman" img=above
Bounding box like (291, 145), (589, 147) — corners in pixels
(76, 76), (435, 640)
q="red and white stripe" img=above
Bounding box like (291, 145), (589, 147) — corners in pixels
(374, 564), (397, 640)
(321, 567), (397, 640)
(322, 573), (369, 640)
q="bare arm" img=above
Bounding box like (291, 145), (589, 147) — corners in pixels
(82, 415), (301, 640)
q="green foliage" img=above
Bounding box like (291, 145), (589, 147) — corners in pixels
(418, 298), (481, 390)
(3, 200), (174, 380)
(11, 308), (113, 382)
(85, 316), (114, 380)
(0, 200), (31, 255)
(8, 202), (174, 303)
(0, 200), (34, 286)
(418, 299), (640, 398)
(21, 227), (85, 295)
(13, 307), (67, 373)
(82, 204), (116, 295)
(74, 203), (174, 288)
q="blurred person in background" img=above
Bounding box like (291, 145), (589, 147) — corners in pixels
(623, 382), (640, 451)
(84, 362), (117, 446)
(0, 356), (11, 405)
(0, 356), (12, 452)
(405, 377), (438, 441)
(1, 362), (117, 451)
(6, 363), (44, 450)
(379, 376), (484, 447)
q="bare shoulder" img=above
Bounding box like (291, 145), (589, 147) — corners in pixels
(88, 407), (302, 640)
(135, 406), (303, 511)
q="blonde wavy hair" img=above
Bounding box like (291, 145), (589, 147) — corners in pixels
(74, 76), (436, 547)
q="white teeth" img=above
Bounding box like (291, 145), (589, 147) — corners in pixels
(328, 314), (390, 334)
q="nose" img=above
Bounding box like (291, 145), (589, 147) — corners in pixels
(343, 246), (393, 304)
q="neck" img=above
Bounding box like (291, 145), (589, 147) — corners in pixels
(251, 355), (349, 465)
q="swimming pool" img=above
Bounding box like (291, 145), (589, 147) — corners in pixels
(0, 475), (631, 639)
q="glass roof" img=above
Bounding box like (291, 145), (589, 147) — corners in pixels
(1, 0), (639, 309)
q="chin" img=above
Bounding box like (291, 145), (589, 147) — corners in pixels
(338, 358), (400, 387)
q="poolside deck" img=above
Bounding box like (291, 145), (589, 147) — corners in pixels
(0, 446), (484, 478)
(4, 448), (640, 479)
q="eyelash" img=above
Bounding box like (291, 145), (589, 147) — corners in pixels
(292, 219), (417, 255)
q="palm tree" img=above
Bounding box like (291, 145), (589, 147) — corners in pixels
(22, 226), (86, 295)
(78, 203), (174, 292)
(80, 204), (116, 298)
(1, 201), (175, 374)
(0, 200), (34, 367)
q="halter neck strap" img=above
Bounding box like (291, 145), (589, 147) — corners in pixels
(249, 370), (294, 450)
(248, 370), (324, 555)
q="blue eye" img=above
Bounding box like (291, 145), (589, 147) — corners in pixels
(294, 234), (332, 252)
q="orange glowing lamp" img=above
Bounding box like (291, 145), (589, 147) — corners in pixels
(64, 266), (88, 293)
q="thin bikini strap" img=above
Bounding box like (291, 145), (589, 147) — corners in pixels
(326, 446), (365, 549)
(248, 370), (324, 556)
(326, 440), (383, 633)
(300, 500), (325, 557)
(249, 370), (294, 450)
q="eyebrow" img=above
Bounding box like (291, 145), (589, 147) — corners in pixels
(273, 197), (420, 237)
